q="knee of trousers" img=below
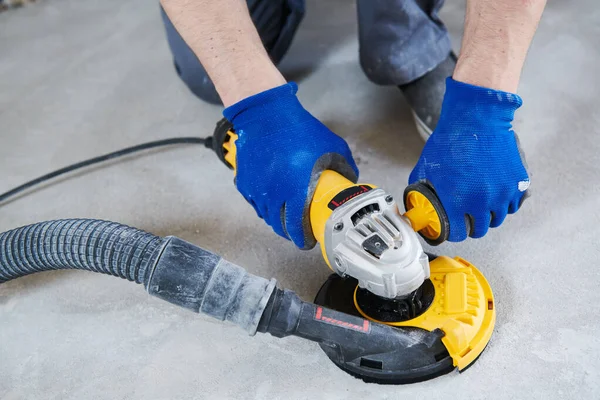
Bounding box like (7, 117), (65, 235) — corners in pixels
(359, 32), (451, 86)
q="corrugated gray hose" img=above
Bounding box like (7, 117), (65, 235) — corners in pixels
(0, 219), (276, 334)
(0, 219), (163, 284)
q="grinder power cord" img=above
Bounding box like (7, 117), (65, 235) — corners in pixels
(0, 137), (208, 204)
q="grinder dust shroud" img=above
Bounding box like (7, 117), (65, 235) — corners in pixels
(313, 253), (495, 384)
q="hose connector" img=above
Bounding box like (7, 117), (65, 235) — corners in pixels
(146, 237), (276, 335)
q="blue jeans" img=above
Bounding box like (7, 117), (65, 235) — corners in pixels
(160, 0), (451, 104)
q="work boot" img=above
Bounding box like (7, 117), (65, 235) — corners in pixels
(399, 52), (457, 141)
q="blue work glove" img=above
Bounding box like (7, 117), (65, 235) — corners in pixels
(223, 82), (358, 249)
(409, 78), (530, 241)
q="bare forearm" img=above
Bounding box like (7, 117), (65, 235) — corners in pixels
(454, 0), (547, 92)
(160, 0), (285, 106)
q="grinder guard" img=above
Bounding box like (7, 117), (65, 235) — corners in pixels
(314, 255), (496, 383)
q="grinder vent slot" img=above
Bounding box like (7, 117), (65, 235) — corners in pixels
(379, 214), (401, 238)
(356, 225), (371, 237)
(351, 203), (380, 225)
(382, 214), (400, 232)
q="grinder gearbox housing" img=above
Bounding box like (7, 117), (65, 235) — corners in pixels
(322, 187), (430, 299)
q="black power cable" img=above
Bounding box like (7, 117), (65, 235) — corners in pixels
(0, 136), (213, 204)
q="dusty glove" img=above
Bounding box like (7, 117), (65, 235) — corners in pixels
(223, 82), (358, 249)
(409, 78), (530, 241)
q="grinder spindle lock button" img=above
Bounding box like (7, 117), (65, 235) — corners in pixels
(362, 234), (389, 258)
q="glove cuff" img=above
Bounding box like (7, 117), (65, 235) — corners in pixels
(223, 82), (299, 123)
(442, 77), (523, 125)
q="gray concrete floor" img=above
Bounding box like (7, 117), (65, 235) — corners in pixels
(1, 0), (600, 399)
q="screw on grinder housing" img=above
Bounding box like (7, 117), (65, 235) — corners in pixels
(212, 119), (497, 383)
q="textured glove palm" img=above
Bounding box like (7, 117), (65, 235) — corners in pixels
(223, 82), (358, 249)
(409, 78), (530, 241)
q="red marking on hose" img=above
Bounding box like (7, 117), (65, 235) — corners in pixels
(315, 307), (369, 332)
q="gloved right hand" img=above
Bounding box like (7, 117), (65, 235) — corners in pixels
(223, 82), (358, 250)
(409, 78), (530, 241)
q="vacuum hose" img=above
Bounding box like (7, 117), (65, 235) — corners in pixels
(1, 219), (446, 382)
(0, 219), (164, 284)
(0, 219), (275, 334)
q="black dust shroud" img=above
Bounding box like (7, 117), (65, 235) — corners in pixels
(314, 270), (449, 382)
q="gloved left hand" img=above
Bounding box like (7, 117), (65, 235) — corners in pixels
(223, 82), (358, 249)
(409, 78), (530, 241)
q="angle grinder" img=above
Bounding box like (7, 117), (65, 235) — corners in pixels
(211, 119), (496, 383)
